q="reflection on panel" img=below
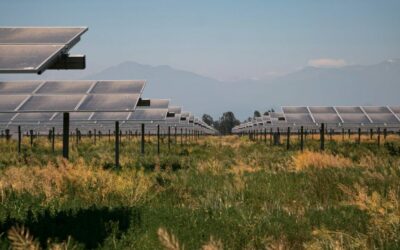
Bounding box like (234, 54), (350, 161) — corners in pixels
(12, 113), (54, 122)
(0, 81), (42, 94)
(0, 45), (63, 72)
(0, 27), (87, 45)
(282, 107), (308, 114)
(37, 81), (94, 94)
(312, 113), (342, 124)
(0, 95), (28, 111)
(90, 112), (130, 121)
(91, 80), (145, 94)
(284, 113), (314, 124)
(130, 109), (167, 121)
(19, 95), (84, 111)
(78, 94), (139, 111)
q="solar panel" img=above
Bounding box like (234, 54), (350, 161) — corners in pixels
(130, 109), (167, 121)
(0, 81), (43, 94)
(12, 113), (54, 122)
(284, 113), (314, 124)
(0, 27), (87, 45)
(282, 107), (308, 114)
(90, 112), (130, 121)
(367, 113), (399, 124)
(309, 106), (336, 113)
(0, 45), (64, 73)
(312, 113), (342, 124)
(389, 106), (400, 114)
(0, 81), (145, 113)
(363, 106), (391, 113)
(335, 107), (363, 113)
(18, 95), (84, 112)
(0, 95), (29, 111)
(0, 113), (14, 123)
(91, 80), (145, 94)
(78, 94), (140, 111)
(37, 81), (95, 94)
(0, 27), (87, 74)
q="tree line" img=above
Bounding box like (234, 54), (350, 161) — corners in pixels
(202, 108), (275, 135)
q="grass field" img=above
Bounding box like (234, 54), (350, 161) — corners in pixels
(0, 133), (399, 249)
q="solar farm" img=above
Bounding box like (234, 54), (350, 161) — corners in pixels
(1, 27), (400, 249)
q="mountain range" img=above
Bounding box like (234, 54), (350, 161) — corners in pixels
(1, 59), (399, 120)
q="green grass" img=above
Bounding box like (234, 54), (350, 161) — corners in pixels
(0, 134), (399, 249)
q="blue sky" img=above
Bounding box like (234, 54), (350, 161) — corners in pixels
(1, 0), (399, 81)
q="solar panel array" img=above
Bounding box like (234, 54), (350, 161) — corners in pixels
(233, 106), (400, 134)
(0, 27), (88, 74)
(0, 80), (216, 135)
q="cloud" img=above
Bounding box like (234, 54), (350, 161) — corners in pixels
(308, 58), (347, 68)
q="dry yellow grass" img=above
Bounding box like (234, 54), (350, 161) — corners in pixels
(339, 184), (400, 242)
(0, 157), (153, 206)
(292, 150), (353, 171)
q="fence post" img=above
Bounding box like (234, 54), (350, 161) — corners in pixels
(377, 127), (381, 146)
(5, 129), (10, 142)
(320, 123), (325, 151)
(30, 129), (34, 147)
(141, 123), (145, 155)
(52, 127), (55, 153)
(300, 126), (304, 152)
(63, 112), (70, 159)
(18, 126), (21, 153)
(115, 121), (120, 169)
(157, 124), (160, 155)
(286, 127), (290, 150)
(168, 126), (171, 151)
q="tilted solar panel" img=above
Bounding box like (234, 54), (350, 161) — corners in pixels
(91, 80), (146, 94)
(0, 27), (87, 45)
(0, 113), (14, 123)
(90, 112), (130, 121)
(309, 106), (336, 113)
(334, 113), (371, 124)
(12, 113), (54, 122)
(0, 95), (29, 112)
(336, 106), (363, 113)
(0, 81), (145, 113)
(389, 106), (400, 114)
(37, 81), (95, 94)
(367, 113), (399, 124)
(363, 106), (391, 113)
(284, 113), (314, 124)
(129, 109), (167, 121)
(0, 27), (88, 74)
(0, 45), (64, 73)
(78, 94), (140, 111)
(312, 113), (342, 124)
(282, 106), (308, 114)
(0, 81), (43, 94)
(18, 95), (84, 112)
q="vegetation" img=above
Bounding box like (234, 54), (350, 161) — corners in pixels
(202, 112), (240, 134)
(0, 133), (399, 249)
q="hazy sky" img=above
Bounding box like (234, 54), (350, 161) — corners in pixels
(1, 0), (399, 81)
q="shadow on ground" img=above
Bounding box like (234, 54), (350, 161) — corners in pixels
(1, 206), (140, 249)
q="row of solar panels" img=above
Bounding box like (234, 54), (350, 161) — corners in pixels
(233, 106), (400, 133)
(0, 81), (216, 134)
